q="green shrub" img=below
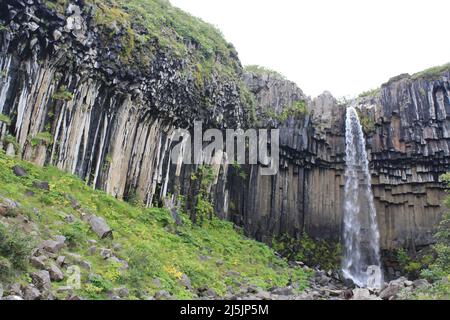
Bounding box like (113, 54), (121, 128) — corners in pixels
(52, 86), (74, 101)
(397, 248), (433, 278)
(267, 100), (309, 123)
(0, 223), (34, 280)
(29, 132), (54, 147)
(359, 113), (376, 134)
(0, 114), (11, 125)
(272, 233), (342, 271)
(61, 221), (87, 248)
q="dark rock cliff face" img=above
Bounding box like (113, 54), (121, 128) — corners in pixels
(359, 74), (450, 250)
(0, 0), (448, 253)
(235, 71), (450, 251)
(0, 0), (247, 206)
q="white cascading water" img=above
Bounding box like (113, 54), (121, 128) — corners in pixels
(342, 106), (383, 289)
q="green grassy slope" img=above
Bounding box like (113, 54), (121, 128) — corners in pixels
(0, 151), (309, 299)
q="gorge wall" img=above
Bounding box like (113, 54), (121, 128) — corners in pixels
(0, 0), (448, 253)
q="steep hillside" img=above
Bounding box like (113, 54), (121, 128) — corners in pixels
(0, 150), (309, 300)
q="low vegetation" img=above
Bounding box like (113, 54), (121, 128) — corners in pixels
(0, 151), (309, 299)
(411, 62), (450, 80)
(52, 86), (74, 102)
(359, 114), (376, 134)
(272, 233), (342, 271)
(266, 101), (309, 123)
(0, 114), (11, 125)
(358, 88), (380, 99)
(245, 65), (287, 80)
(0, 224), (34, 282)
(29, 132), (54, 147)
(403, 173), (450, 299)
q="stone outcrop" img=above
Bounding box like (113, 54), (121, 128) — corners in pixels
(0, 0), (448, 256)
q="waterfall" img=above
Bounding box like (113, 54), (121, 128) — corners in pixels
(342, 106), (383, 289)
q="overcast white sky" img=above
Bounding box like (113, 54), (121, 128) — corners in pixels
(170, 0), (450, 98)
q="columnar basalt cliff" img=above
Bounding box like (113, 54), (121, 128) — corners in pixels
(0, 0), (448, 255)
(358, 73), (450, 250)
(238, 70), (450, 251)
(0, 0), (249, 207)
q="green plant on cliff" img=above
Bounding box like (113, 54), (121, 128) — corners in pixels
(266, 100), (309, 123)
(0, 150), (308, 298)
(43, 0), (69, 13)
(0, 114), (11, 125)
(29, 132), (54, 147)
(190, 165), (216, 225)
(359, 114), (376, 134)
(52, 86), (74, 102)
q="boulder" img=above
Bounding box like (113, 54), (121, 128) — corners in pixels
(256, 291), (272, 300)
(114, 287), (129, 298)
(23, 285), (41, 300)
(56, 256), (66, 267)
(30, 256), (47, 269)
(32, 181), (50, 190)
(5, 143), (16, 156)
(247, 285), (260, 294)
(1, 197), (19, 209)
(108, 256), (128, 271)
(154, 290), (172, 300)
(179, 274), (192, 290)
(41, 236), (66, 254)
(413, 279), (430, 289)
(152, 278), (162, 288)
(31, 270), (51, 293)
(379, 283), (400, 300)
(12, 166), (27, 177)
(390, 277), (408, 287)
(0, 283), (3, 298)
(100, 248), (113, 259)
(88, 215), (113, 239)
(318, 275), (331, 286)
(272, 287), (294, 296)
(352, 288), (380, 300)
(48, 264), (64, 281)
(8, 283), (22, 297)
